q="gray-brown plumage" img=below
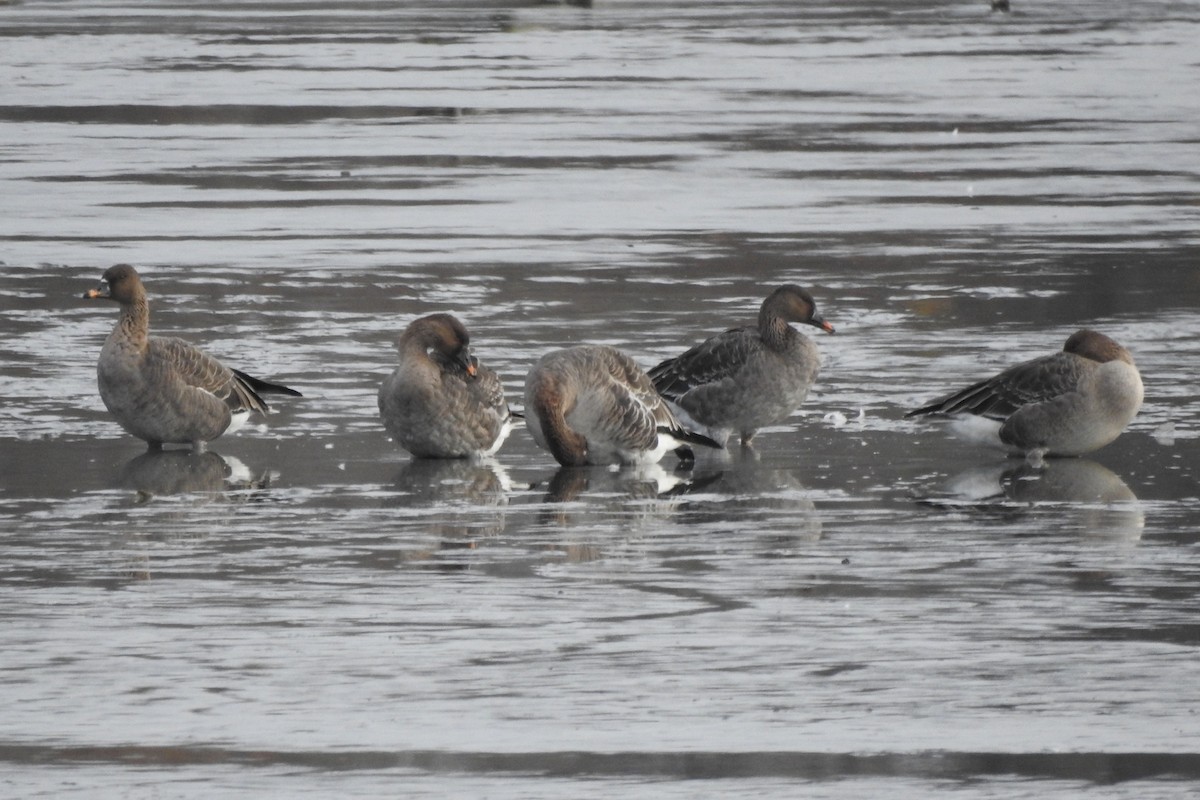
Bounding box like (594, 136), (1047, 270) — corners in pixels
(906, 329), (1143, 457)
(83, 264), (301, 450)
(524, 345), (718, 467)
(648, 285), (834, 447)
(378, 313), (513, 459)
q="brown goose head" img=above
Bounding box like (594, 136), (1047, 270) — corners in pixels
(401, 313), (477, 376)
(83, 263), (146, 305)
(760, 284), (834, 334)
(1064, 329), (1134, 366)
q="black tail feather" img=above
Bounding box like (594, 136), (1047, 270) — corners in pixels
(232, 368), (303, 398)
(659, 425), (723, 451)
(906, 376), (1005, 419)
(905, 401), (945, 418)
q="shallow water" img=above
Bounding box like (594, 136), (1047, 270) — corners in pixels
(2, 1), (1200, 797)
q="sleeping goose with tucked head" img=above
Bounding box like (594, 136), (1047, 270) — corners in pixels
(648, 284), (834, 448)
(906, 328), (1143, 458)
(524, 344), (720, 467)
(83, 263), (301, 451)
(378, 313), (514, 459)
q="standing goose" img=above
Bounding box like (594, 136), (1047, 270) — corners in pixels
(378, 313), (514, 459)
(524, 345), (719, 467)
(648, 284), (835, 447)
(906, 329), (1143, 458)
(83, 264), (301, 450)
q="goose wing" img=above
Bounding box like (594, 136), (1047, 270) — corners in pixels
(908, 352), (1087, 421)
(468, 363), (510, 417)
(575, 348), (663, 452)
(149, 336), (268, 415)
(648, 326), (757, 400)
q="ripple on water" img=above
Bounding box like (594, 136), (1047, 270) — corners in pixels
(3, 2), (1200, 797)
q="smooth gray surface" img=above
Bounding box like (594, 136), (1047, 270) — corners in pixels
(2, 1), (1198, 797)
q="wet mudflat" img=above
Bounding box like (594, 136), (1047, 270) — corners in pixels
(2, 0), (1200, 797)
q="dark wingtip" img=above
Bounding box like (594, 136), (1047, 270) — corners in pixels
(905, 403), (944, 419)
(661, 425), (723, 451)
(231, 368), (303, 398)
(260, 381), (303, 398)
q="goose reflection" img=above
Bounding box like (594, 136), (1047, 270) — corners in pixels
(542, 463), (696, 504)
(677, 453), (823, 543)
(119, 449), (267, 501)
(928, 459), (1143, 540)
(388, 457), (510, 539)
(1002, 459), (1137, 504)
(533, 463), (706, 563)
(537, 463), (707, 528)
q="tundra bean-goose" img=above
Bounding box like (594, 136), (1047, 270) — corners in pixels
(906, 328), (1143, 458)
(378, 313), (514, 459)
(524, 345), (720, 467)
(648, 284), (834, 447)
(83, 264), (301, 450)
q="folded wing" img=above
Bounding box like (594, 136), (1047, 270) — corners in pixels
(907, 352), (1087, 421)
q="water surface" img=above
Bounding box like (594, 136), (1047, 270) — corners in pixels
(2, 1), (1199, 797)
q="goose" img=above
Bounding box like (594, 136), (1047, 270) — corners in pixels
(648, 284), (834, 447)
(524, 344), (719, 467)
(378, 313), (514, 459)
(83, 264), (301, 451)
(906, 328), (1143, 458)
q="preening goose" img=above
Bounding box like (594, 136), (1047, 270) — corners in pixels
(378, 313), (514, 459)
(524, 344), (719, 467)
